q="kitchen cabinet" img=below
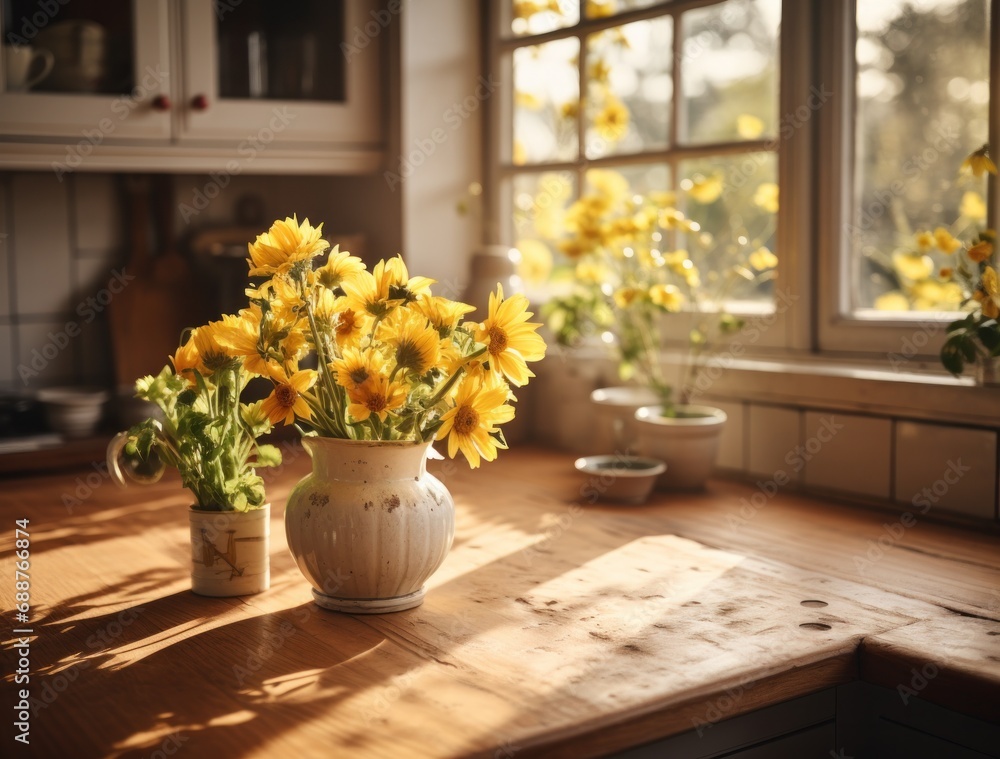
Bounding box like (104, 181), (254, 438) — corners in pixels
(0, 0), (384, 173)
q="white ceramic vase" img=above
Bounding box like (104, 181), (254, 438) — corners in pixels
(590, 386), (662, 454)
(284, 437), (455, 614)
(189, 504), (270, 596)
(634, 404), (727, 490)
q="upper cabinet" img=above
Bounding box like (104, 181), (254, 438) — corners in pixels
(0, 0), (385, 173)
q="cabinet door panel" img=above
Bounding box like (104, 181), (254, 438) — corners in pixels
(0, 0), (172, 140)
(179, 0), (382, 146)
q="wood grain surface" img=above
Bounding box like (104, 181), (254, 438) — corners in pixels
(0, 445), (998, 758)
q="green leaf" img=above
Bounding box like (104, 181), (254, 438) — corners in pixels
(940, 340), (966, 376)
(977, 325), (1000, 350)
(254, 444), (282, 468)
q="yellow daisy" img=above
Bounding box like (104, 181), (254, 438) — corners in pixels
(247, 215), (328, 277)
(436, 375), (515, 469)
(475, 284), (546, 387)
(686, 174), (723, 204)
(412, 295), (476, 336)
(346, 373), (406, 423)
(378, 308), (442, 376)
(969, 240), (994, 263)
(331, 348), (386, 399)
(961, 144), (997, 178)
(191, 320), (237, 375)
(649, 283), (684, 312)
(261, 368), (316, 426)
(593, 96), (630, 142)
(977, 266), (1000, 318)
(170, 335), (200, 382)
(933, 227), (962, 255)
(315, 246), (367, 290)
(215, 306), (282, 379)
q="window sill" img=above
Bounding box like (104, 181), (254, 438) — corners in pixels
(555, 344), (994, 430)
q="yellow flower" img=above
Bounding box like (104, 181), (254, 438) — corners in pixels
(436, 374), (514, 469)
(961, 144), (997, 178)
(588, 59), (611, 83)
(586, 0), (616, 19)
(911, 280), (963, 310)
(686, 174), (723, 204)
(191, 320), (237, 375)
(749, 246), (778, 270)
(978, 266), (1000, 318)
(613, 286), (643, 308)
(575, 260), (608, 283)
(892, 252), (934, 281)
(961, 191), (987, 223)
(874, 291), (910, 312)
(559, 101), (579, 120)
(262, 368), (316, 426)
(969, 240), (994, 263)
(753, 182), (779, 213)
(413, 295), (476, 336)
(515, 90), (543, 109)
(331, 347), (386, 399)
(513, 0), (561, 21)
(933, 227), (962, 255)
(587, 169), (628, 205)
(914, 231), (935, 251)
(315, 246), (366, 289)
(214, 307), (279, 379)
(378, 308), (442, 376)
(170, 336), (200, 382)
(346, 373), (406, 423)
(737, 114), (764, 139)
(341, 256), (433, 316)
(649, 283), (684, 312)
(593, 96), (630, 142)
(247, 215), (328, 277)
(476, 284), (546, 387)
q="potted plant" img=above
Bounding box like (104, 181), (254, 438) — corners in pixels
(227, 216), (546, 613)
(107, 323), (283, 596)
(543, 168), (777, 488)
(936, 146), (1000, 383)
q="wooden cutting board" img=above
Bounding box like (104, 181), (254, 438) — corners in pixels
(107, 175), (197, 391)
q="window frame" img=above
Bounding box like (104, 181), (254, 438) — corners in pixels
(486, 0), (1000, 367)
(484, 0), (815, 353)
(815, 0), (1000, 358)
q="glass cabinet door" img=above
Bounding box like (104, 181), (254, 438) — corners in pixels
(180, 0), (380, 146)
(216, 0), (345, 103)
(0, 0), (172, 139)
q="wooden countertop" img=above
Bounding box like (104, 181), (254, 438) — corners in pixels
(2, 445), (998, 758)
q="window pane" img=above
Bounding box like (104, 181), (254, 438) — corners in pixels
(509, 0), (579, 37)
(681, 0), (781, 144)
(585, 17), (672, 159)
(853, 0), (990, 313)
(513, 38), (580, 165)
(677, 153), (779, 307)
(511, 172), (577, 289)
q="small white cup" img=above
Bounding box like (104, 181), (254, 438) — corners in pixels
(4, 45), (55, 92)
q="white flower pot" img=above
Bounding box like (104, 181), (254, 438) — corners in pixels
(590, 386), (661, 454)
(634, 404), (727, 490)
(284, 438), (455, 614)
(189, 504), (270, 596)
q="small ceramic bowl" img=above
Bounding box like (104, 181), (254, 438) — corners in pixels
(37, 387), (109, 438)
(574, 454), (667, 505)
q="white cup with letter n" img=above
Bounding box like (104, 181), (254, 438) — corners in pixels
(4, 45), (55, 92)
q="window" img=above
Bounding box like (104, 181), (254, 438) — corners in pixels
(488, 0), (995, 362)
(490, 0), (787, 342)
